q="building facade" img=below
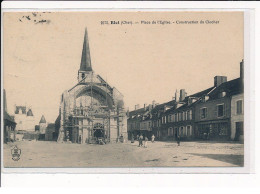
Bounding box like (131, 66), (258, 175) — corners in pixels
(39, 115), (47, 134)
(56, 28), (127, 144)
(14, 105), (35, 132)
(127, 60), (244, 142)
(3, 89), (17, 143)
(194, 75), (243, 141)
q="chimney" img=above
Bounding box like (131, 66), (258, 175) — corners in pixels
(144, 103), (148, 110)
(175, 90), (179, 102)
(240, 59), (244, 80)
(135, 104), (140, 110)
(179, 89), (186, 102)
(214, 76), (227, 87)
(152, 100), (156, 108)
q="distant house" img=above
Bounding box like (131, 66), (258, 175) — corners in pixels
(4, 111), (17, 143)
(3, 89), (17, 143)
(151, 100), (175, 141)
(14, 105), (36, 132)
(39, 115), (47, 134)
(127, 104), (147, 139)
(45, 123), (57, 141)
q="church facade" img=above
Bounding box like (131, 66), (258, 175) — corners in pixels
(56, 28), (127, 144)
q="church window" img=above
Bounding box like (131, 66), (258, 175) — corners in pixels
(81, 73), (85, 79)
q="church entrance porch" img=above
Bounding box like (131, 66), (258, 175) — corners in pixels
(93, 123), (104, 138)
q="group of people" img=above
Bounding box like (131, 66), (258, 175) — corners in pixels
(131, 134), (181, 147)
(131, 134), (156, 148)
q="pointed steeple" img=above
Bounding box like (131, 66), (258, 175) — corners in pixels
(80, 28), (92, 72)
(39, 115), (46, 123)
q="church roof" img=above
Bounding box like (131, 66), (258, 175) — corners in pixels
(27, 108), (34, 116)
(80, 28), (92, 72)
(39, 115), (46, 123)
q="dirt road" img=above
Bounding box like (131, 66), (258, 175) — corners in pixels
(3, 140), (244, 168)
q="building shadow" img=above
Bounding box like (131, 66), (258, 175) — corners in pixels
(189, 153), (244, 166)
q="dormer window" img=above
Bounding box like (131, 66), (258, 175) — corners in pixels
(219, 91), (226, 98)
(205, 95), (209, 101)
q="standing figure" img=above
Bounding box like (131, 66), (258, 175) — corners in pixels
(144, 137), (148, 148)
(177, 135), (181, 146)
(139, 134), (143, 147)
(151, 134), (155, 143)
(131, 134), (135, 143)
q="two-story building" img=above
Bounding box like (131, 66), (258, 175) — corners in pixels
(127, 104), (150, 139)
(194, 74), (243, 140)
(151, 100), (175, 140)
(231, 60), (244, 141)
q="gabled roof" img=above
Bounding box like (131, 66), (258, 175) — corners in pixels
(15, 106), (26, 114)
(27, 109), (34, 116)
(189, 86), (215, 98)
(39, 115), (47, 123)
(209, 78), (243, 99)
(4, 111), (16, 124)
(128, 107), (147, 120)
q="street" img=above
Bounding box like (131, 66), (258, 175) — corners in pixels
(4, 140), (244, 168)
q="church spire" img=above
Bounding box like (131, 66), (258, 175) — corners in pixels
(79, 28), (92, 72)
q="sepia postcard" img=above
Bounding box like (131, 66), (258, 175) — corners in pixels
(1, 10), (252, 173)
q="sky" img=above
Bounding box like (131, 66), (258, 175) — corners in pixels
(3, 11), (244, 123)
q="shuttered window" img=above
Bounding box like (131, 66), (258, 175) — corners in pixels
(200, 108), (207, 119)
(237, 100), (243, 115)
(217, 104), (224, 117)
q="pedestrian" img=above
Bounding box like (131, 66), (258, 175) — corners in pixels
(139, 134), (143, 147)
(177, 135), (180, 146)
(151, 134), (155, 143)
(144, 136), (148, 148)
(131, 134), (135, 143)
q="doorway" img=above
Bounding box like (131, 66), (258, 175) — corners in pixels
(93, 123), (104, 138)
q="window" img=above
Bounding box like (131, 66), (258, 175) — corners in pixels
(183, 127), (187, 136)
(187, 125), (192, 136)
(189, 110), (192, 120)
(81, 73), (85, 79)
(168, 128), (174, 136)
(183, 112), (186, 121)
(217, 104), (224, 117)
(180, 127), (184, 136)
(179, 112), (183, 121)
(200, 108), (207, 119)
(175, 114), (178, 122)
(237, 100), (243, 115)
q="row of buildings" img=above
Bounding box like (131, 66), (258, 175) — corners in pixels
(3, 95), (57, 142)
(127, 60), (244, 142)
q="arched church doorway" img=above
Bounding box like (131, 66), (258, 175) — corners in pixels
(93, 123), (104, 138)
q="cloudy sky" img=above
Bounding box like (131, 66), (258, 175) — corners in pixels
(3, 11), (243, 123)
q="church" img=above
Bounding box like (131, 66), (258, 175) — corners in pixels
(56, 28), (127, 144)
